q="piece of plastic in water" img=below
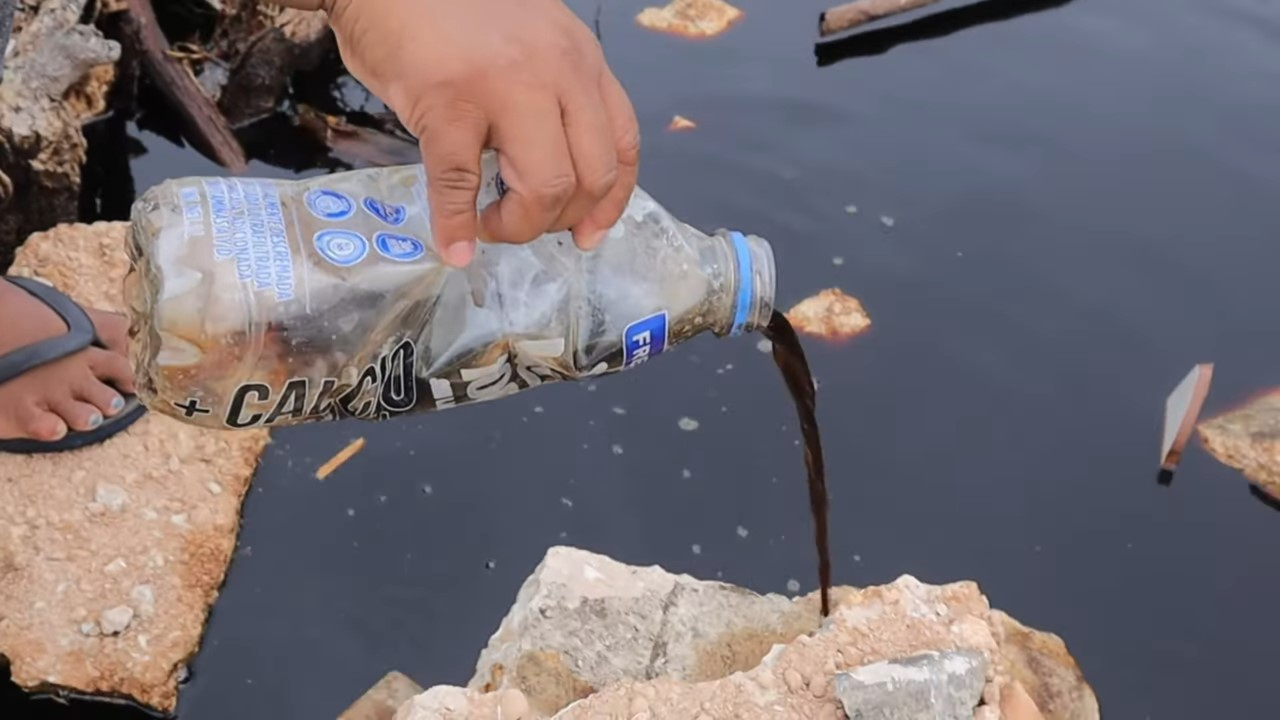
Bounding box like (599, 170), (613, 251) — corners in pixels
(1161, 363), (1214, 472)
(636, 0), (745, 39)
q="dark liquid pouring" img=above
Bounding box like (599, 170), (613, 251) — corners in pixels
(762, 310), (832, 617)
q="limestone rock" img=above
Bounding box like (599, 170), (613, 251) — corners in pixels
(466, 546), (818, 716)
(989, 610), (1099, 720)
(1197, 390), (1280, 500)
(786, 288), (873, 343)
(340, 671), (425, 720)
(394, 686), (533, 720)
(833, 649), (987, 720)
(395, 546), (1097, 720)
(0, 222), (271, 712)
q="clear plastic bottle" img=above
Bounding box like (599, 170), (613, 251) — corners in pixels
(124, 151), (776, 430)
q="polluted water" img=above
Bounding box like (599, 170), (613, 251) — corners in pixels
(124, 150), (833, 617)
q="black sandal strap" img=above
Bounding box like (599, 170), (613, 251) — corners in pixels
(0, 276), (98, 386)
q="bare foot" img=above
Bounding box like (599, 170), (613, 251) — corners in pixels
(0, 279), (136, 443)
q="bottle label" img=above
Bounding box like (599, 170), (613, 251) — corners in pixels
(623, 311), (669, 369)
(202, 178), (297, 302)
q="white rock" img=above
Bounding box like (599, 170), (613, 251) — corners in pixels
(99, 605), (134, 635)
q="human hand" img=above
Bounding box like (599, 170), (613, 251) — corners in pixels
(322, 0), (641, 267)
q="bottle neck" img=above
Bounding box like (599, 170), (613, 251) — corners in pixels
(713, 229), (777, 337)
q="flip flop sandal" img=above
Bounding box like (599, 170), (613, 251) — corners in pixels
(0, 276), (147, 454)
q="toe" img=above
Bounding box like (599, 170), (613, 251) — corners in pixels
(75, 374), (126, 417)
(9, 403), (68, 442)
(87, 346), (136, 395)
(88, 309), (130, 355)
(49, 396), (105, 433)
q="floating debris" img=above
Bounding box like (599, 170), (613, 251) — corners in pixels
(533, 406), (544, 413)
(692, 544), (702, 555)
(636, 0), (744, 38)
(677, 416), (701, 431)
(668, 114), (698, 131)
(1197, 388), (1280, 501)
(315, 437), (366, 480)
(346, 508), (355, 517)
(843, 204), (858, 214)
(421, 484), (433, 495)
(1161, 363), (1214, 473)
(560, 497), (574, 508)
(756, 338), (773, 353)
(736, 525), (749, 538)
(880, 215), (896, 228)
(611, 406), (628, 415)
(785, 288), (872, 342)
(484, 560), (496, 570)
(611, 443), (625, 455)
(681, 468), (693, 479)
(832, 256), (845, 266)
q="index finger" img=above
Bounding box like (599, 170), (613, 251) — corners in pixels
(418, 105), (489, 267)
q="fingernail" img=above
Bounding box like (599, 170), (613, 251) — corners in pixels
(443, 241), (475, 268)
(576, 227), (608, 251)
(110, 396), (125, 413)
(87, 412), (103, 429)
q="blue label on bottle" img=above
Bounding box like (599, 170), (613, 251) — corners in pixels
(373, 232), (426, 262)
(362, 196), (407, 226)
(622, 311), (669, 369)
(313, 229), (369, 267)
(304, 188), (355, 221)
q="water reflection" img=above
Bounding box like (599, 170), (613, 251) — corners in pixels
(814, 0), (1076, 66)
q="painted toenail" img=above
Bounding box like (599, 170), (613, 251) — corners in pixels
(110, 396), (125, 412)
(88, 413), (103, 429)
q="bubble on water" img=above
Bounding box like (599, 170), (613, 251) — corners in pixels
(421, 484), (433, 495)
(533, 406), (544, 413)
(587, 383), (598, 392)
(677, 417), (700, 431)
(611, 406), (627, 415)
(832, 256), (845, 266)
(681, 468), (692, 479)
(691, 544), (702, 555)
(611, 443), (624, 455)
(756, 339), (772, 353)
(853, 554), (862, 562)
(880, 215), (895, 227)
(736, 525), (749, 539)
(377, 494), (387, 504)
(346, 508), (355, 517)
(786, 578), (801, 593)
(844, 204), (858, 214)
(560, 497), (574, 508)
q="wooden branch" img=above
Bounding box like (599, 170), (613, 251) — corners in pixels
(121, 0), (247, 172)
(818, 0), (943, 37)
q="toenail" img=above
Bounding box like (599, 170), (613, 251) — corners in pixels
(110, 396), (124, 412)
(87, 413), (103, 429)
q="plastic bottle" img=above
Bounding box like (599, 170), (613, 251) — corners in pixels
(124, 151), (777, 430)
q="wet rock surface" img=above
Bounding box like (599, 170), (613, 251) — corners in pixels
(0, 222), (270, 712)
(833, 649), (987, 720)
(393, 546), (1098, 720)
(1197, 391), (1280, 500)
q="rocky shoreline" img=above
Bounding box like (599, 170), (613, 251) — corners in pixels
(344, 546), (1098, 720)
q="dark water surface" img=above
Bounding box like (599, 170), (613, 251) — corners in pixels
(19, 0), (1280, 716)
